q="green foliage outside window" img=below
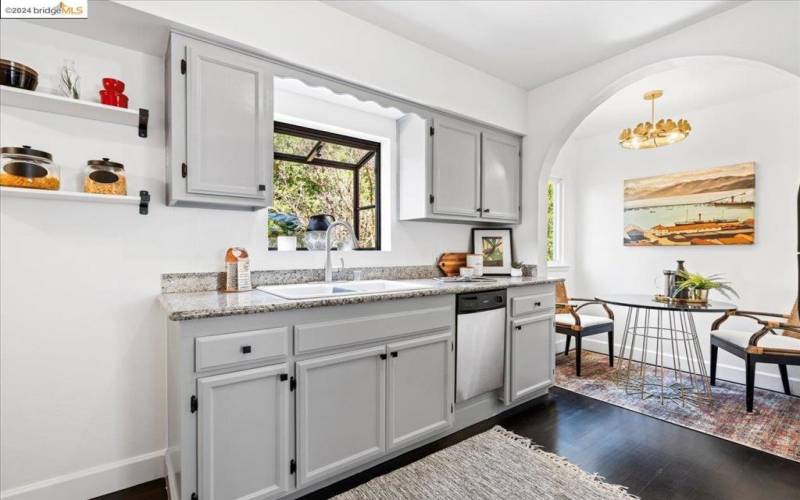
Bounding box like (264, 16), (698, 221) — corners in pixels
(271, 128), (378, 249)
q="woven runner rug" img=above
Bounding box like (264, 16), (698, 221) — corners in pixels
(556, 350), (800, 462)
(335, 426), (636, 499)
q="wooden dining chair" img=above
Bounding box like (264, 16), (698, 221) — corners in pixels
(555, 282), (615, 376)
(710, 300), (799, 412)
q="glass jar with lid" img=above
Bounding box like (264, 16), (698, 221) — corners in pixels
(84, 157), (126, 195)
(0, 145), (60, 190)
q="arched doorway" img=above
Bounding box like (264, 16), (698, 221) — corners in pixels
(534, 55), (800, 274)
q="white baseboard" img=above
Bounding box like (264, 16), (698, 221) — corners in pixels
(0, 449), (165, 500)
(555, 336), (799, 394)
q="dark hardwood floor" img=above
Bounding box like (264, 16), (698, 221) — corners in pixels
(91, 478), (167, 500)
(96, 387), (800, 500)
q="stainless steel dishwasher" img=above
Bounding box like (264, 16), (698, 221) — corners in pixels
(455, 289), (507, 402)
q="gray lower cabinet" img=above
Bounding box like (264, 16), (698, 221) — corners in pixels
(295, 345), (387, 488)
(507, 314), (555, 402)
(197, 364), (290, 500)
(387, 331), (454, 450)
(167, 32), (273, 209)
(296, 331), (455, 488)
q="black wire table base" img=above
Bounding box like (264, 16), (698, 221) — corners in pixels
(615, 306), (713, 406)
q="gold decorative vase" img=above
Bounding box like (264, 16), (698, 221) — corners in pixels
(690, 289), (709, 303)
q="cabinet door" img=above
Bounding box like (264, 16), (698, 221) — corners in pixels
(197, 364), (289, 500)
(506, 314), (554, 403)
(186, 39), (272, 201)
(431, 117), (481, 217)
(387, 332), (454, 450)
(296, 346), (386, 487)
(481, 131), (520, 221)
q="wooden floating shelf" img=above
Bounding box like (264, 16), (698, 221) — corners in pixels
(0, 86), (148, 137)
(1, 187), (150, 215)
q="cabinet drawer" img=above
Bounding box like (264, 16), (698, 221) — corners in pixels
(511, 293), (554, 317)
(294, 306), (452, 355)
(195, 327), (288, 372)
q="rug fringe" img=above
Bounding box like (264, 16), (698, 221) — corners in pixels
(490, 426), (640, 499)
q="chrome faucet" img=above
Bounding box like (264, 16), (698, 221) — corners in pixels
(325, 221), (357, 282)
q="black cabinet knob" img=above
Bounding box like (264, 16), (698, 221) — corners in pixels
(379, 353), (387, 360)
(241, 345), (252, 354)
(476, 208), (482, 212)
(534, 301), (541, 307)
(391, 351), (398, 358)
(483, 208), (490, 213)
(515, 325), (522, 330)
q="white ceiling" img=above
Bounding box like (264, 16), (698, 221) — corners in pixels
(325, 0), (742, 89)
(571, 62), (798, 139)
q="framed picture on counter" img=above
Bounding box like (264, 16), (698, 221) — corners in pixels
(471, 228), (513, 275)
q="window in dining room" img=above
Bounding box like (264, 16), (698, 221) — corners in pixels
(546, 177), (564, 264)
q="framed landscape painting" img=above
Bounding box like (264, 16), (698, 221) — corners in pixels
(623, 162), (755, 246)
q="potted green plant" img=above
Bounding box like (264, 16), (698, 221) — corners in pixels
(673, 271), (739, 303)
(268, 210), (305, 251)
(510, 260), (524, 277)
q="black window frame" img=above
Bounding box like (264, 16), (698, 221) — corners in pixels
(273, 121), (382, 250)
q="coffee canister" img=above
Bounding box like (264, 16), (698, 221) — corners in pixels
(224, 247), (252, 292)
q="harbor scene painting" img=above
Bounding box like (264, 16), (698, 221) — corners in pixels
(624, 162), (755, 246)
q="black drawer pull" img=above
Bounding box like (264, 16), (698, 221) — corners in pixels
(380, 353), (387, 360)
(534, 301), (542, 307)
(391, 351), (398, 358)
(241, 345), (252, 354)
(515, 325), (523, 330)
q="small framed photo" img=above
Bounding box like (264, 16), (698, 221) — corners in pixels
(471, 228), (513, 275)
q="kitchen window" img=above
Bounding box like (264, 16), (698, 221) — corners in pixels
(546, 177), (564, 265)
(272, 121), (381, 250)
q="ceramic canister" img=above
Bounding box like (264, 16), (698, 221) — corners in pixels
(466, 254), (483, 276)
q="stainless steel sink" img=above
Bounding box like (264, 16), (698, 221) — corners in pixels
(257, 279), (432, 300)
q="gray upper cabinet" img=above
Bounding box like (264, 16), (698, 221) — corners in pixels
(386, 332), (454, 450)
(295, 346), (386, 488)
(481, 130), (520, 221)
(167, 33), (273, 209)
(431, 117), (482, 217)
(197, 364), (290, 500)
(398, 114), (521, 224)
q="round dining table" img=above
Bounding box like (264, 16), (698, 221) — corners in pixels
(595, 294), (737, 406)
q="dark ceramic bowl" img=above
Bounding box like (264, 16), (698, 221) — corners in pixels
(307, 214), (334, 231)
(0, 59), (38, 91)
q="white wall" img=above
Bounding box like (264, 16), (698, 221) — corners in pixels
(520, 0), (800, 273)
(552, 84), (800, 392)
(0, 14), (498, 497)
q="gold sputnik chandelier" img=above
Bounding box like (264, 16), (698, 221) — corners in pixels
(619, 90), (691, 149)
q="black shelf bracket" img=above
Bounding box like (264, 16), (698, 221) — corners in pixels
(138, 108), (149, 138)
(139, 190), (150, 215)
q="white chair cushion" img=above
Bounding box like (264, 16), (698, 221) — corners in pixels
(712, 328), (800, 351)
(555, 313), (613, 328)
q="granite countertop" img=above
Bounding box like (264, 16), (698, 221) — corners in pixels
(160, 276), (563, 321)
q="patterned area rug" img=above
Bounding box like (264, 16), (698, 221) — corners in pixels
(556, 350), (800, 462)
(335, 426), (636, 499)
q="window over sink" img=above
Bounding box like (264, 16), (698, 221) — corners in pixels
(271, 121), (381, 250)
